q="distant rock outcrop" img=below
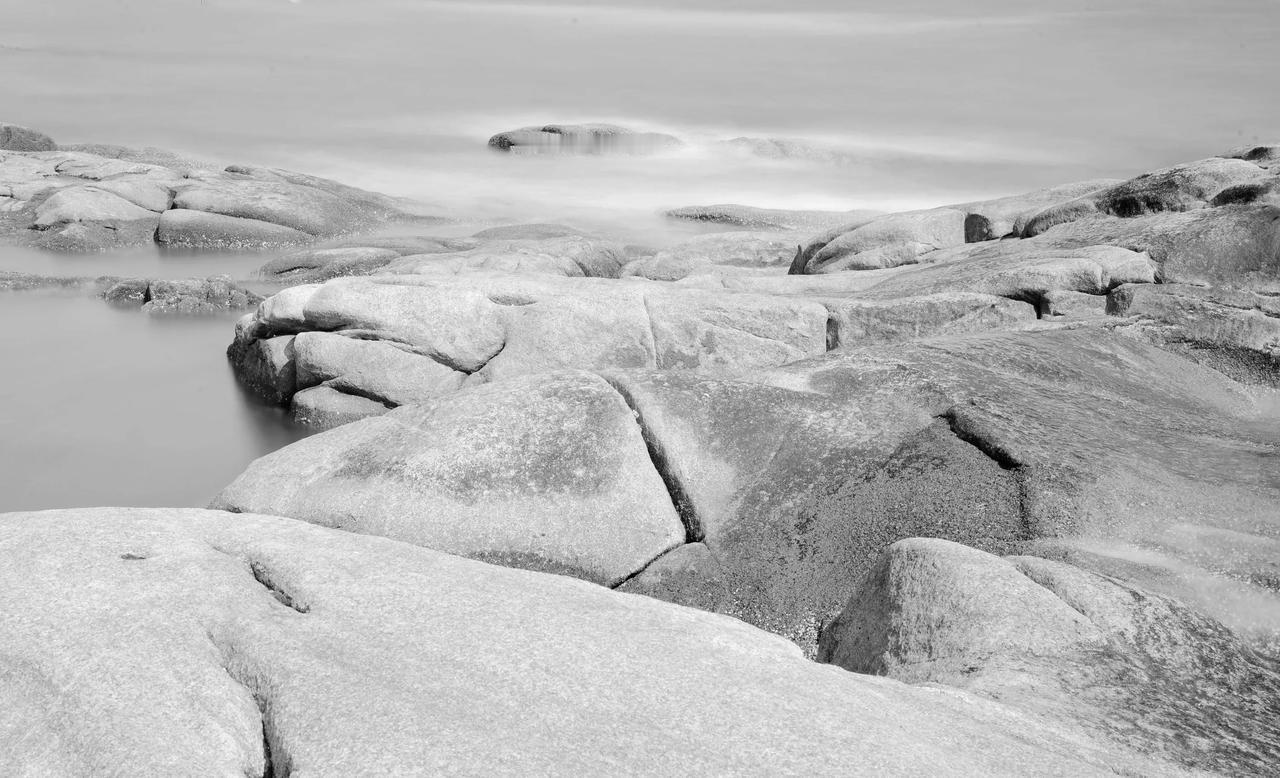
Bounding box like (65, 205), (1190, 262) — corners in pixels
(487, 123), (683, 155)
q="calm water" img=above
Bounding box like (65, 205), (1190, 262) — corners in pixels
(0, 286), (309, 512)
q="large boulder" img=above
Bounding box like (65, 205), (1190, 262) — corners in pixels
(30, 185), (161, 251)
(385, 236), (629, 279)
(0, 507), (1163, 776)
(172, 173), (380, 237)
(818, 538), (1280, 775)
(0, 122), (56, 151)
(802, 209), (968, 272)
(212, 372), (687, 586)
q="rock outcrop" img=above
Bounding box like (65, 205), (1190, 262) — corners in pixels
(0, 127), (425, 252)
(0, 508), (1168, 776)
(0, 122), (56, 152)
(102, 275), (264, 314)
(487, 123), (683, 155)
(818, 538), (1280, 775)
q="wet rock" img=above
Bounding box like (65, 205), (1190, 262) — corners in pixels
(103, 275), (264, 314)
(0, 122), (56, 152)
(212, 372), (687, 587)
(818, 538), (1280, 775)
(0, 507), (1159, 776)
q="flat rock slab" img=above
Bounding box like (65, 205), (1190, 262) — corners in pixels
(213, 371), (686, 586)
(0, 507), (1165, 776)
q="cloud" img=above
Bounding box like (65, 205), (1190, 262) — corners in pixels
(402, 2), (1068, 36)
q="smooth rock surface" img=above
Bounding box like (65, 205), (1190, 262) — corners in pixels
(213, 372), (687, 586)
(0, 508), (1156, 776)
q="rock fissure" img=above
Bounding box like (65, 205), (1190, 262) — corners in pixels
(247, 560), (310, 614)
(603, 377), (703, 542)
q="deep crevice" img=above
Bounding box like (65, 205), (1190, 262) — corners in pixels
(604, 377), (703, 542)
(937, 407), (1035, 541)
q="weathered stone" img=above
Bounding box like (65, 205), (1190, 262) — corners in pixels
(1020, 158), (1270, 236)
(292, 331), (466, 407)
(823, 292), (1037, 346)
(664, 203), (876, 231)
(0, 507), (1157, 776)
(818, 538), (1280, 775)
(157, 209), (312, 249)
(385, 236), (628, 279)
(470, 223), (588, 240)
(172, 175), (373, 237)
(805, 209), (968, 272)
(212, 372), (687, 587)
(291, 385), (388, 429)
(258, 247), (401, 282)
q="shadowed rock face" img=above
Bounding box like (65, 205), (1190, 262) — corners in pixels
(1, 508), (1171, 776)
(818, 538), (1280, 775)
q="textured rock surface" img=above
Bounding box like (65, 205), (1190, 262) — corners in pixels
(819, 538), (1280, 775)
(0, 122), (56, 151)
(664, 203), (878, 231)
(0, 137), (422, 252)
(213, 372), (687, 586)
(103, 275), (263, 314)
(0, 507), (1162, 777)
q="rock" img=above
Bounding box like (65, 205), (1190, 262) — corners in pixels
(291, 385), (388, 429)
(1210, 176), (1280, 207)
(1020, 158), (1270, 236)
(470, 223), (588, 240)
(1030, 205), (1280, 289)
(258, 247), (401, 282)
(802, 209), (969, 272)
(1042, 289), (1107, 318)
(0, 271), (119, 293)
(211, 371), (687, 587)
(0, 507), (1160, 776)
(228, 332), (296, 404)
(57, 143), (217, 174)
(103, 276), (262, 314)
(1107, 282), (1280, 384)
(818, 538), (1280, 775)
(818, 539), (1104, 677)
(330, 235), (478, 255)
(386, 236), (628, 279)
(858, 243), (1157, 306)
(1220, 143), (1280, 169)
(229, 275), (831, 406)
(291, 331), (466, 408)
(0, 122), (56, 151)
(487, 124), (683, 155)
(664, 204), (878, 232)
(157, 209), (312, 249)
(649, 231), (798, 268)
(31, 186), (160, 251)
(823, 292), (1037, 346)
(172, 175), (377, 237)
(959, 179), (1121, 240)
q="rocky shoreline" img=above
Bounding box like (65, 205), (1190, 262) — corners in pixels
(2, 121), (1279, 775)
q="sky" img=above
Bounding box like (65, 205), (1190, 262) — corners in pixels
(1, 0), (1277, 215)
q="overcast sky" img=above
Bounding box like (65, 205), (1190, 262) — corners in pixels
(2, 0), (1277, 208)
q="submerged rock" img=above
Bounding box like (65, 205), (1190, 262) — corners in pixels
(103, 275), (264, 314)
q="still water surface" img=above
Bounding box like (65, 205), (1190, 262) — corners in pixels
(0, 282), (309, 512)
